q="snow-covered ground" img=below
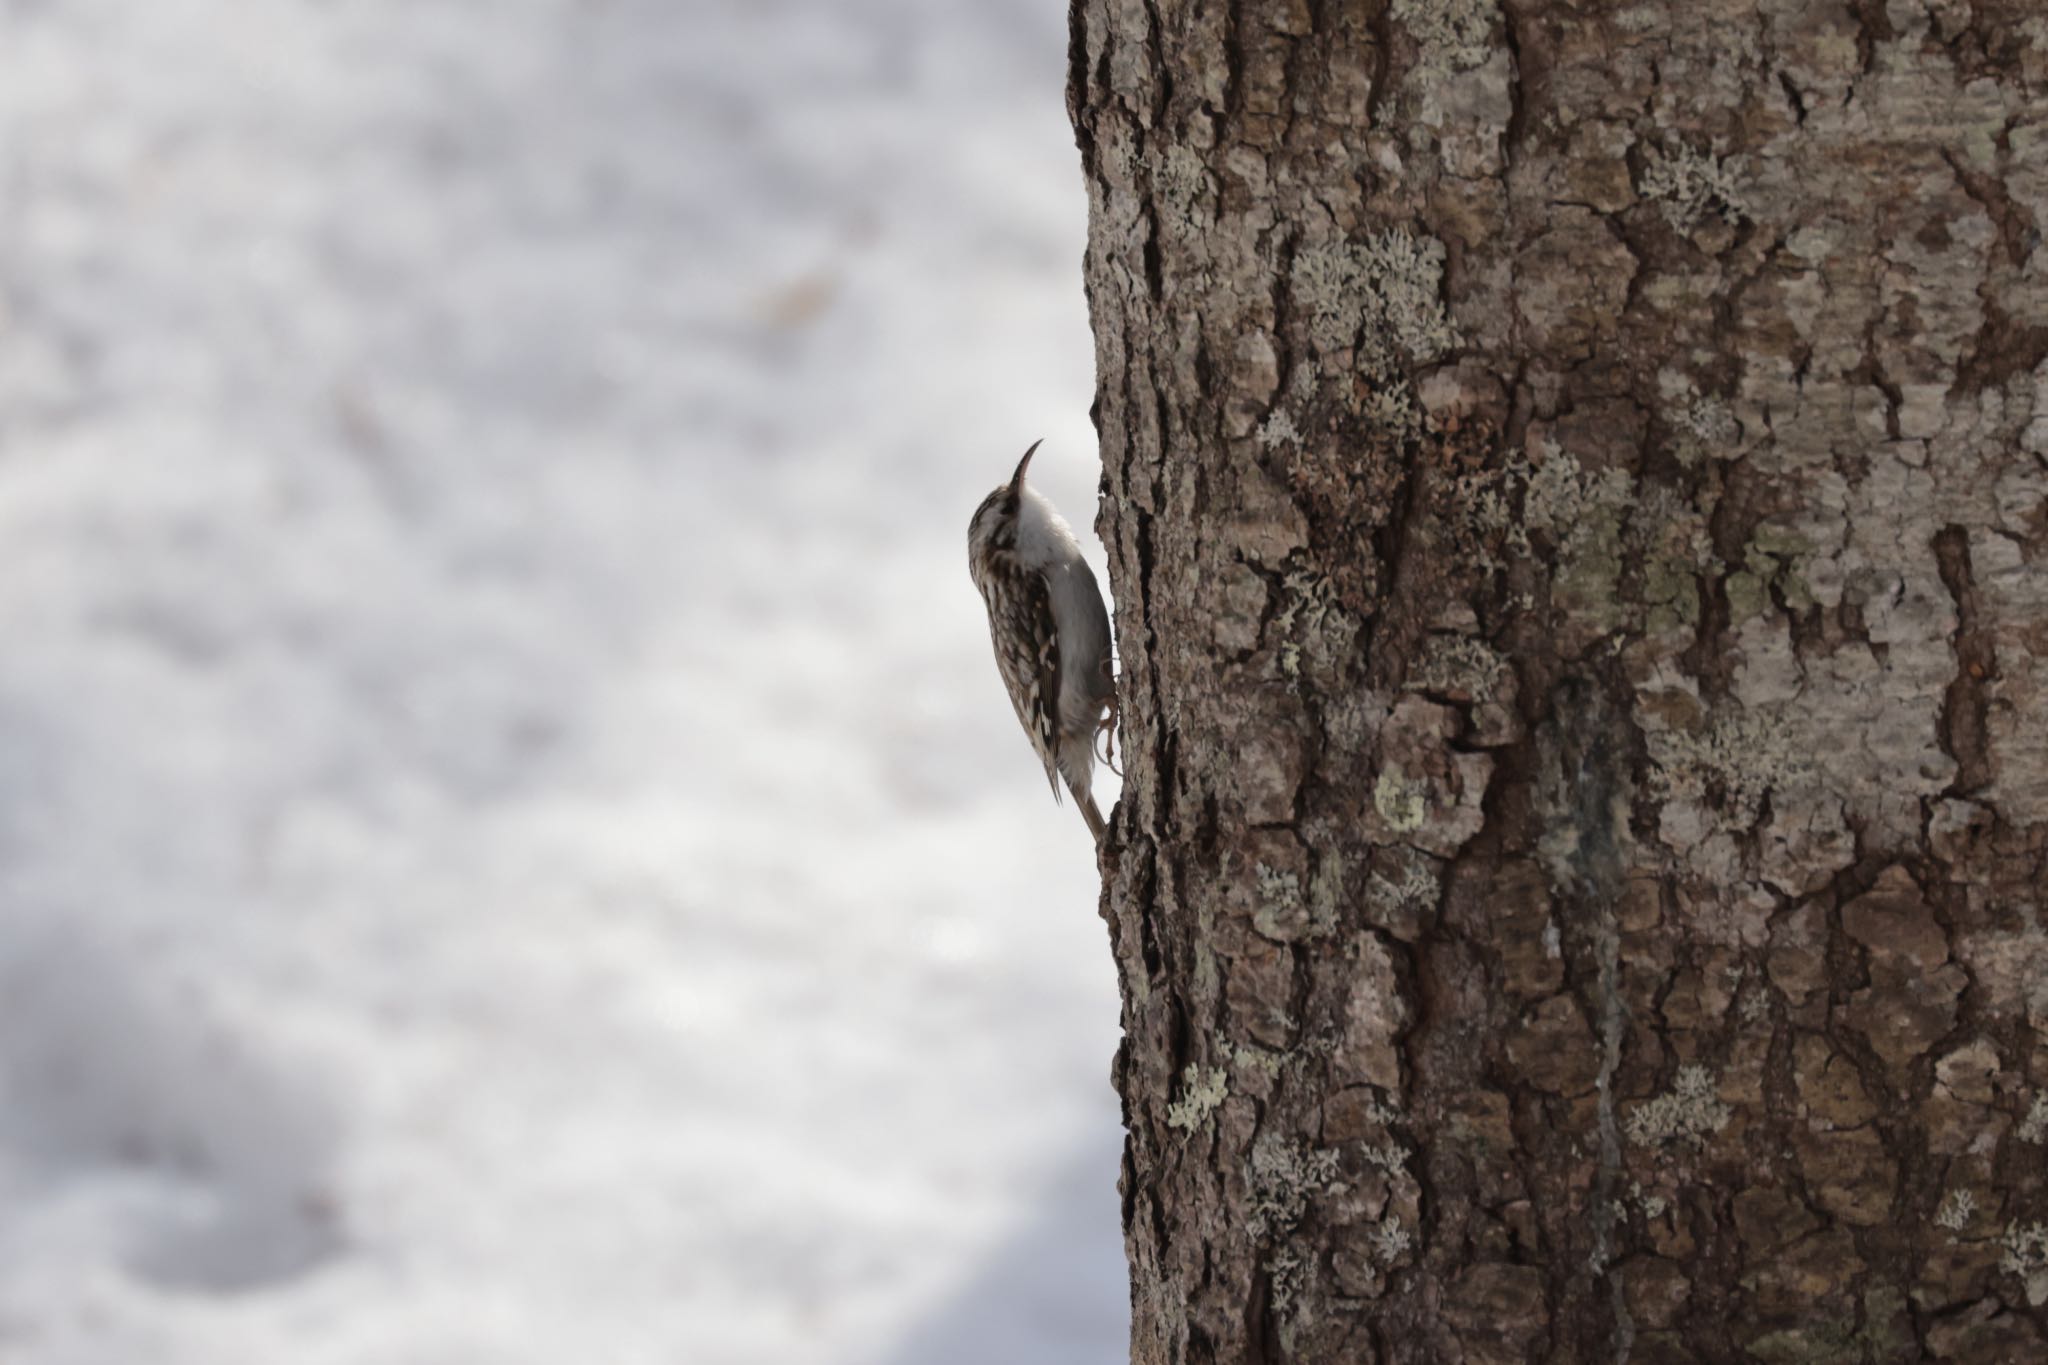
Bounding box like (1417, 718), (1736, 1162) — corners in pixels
(0, 3), (1125, 1362)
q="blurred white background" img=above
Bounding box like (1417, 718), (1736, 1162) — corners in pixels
(0, 2), (1125, 1361)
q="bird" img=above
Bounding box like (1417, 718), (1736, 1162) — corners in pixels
(968, 440), (1117, 841)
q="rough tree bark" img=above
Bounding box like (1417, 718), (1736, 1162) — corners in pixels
(1069, 1), (2048, 1360)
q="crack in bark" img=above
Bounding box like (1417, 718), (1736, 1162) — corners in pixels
(1500, 2), (1532, 168)
(1932, 525), (1993, 796)
(1538, 679), (1636, 1357)
(1066, 0), (1095, 165)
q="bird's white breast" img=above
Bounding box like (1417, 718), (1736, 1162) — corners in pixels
(1015, 486), (1112, 730)
(1011, 485), (1085, 572)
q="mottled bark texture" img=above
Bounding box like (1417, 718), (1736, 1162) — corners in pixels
(1070, 1), (2048, 1360)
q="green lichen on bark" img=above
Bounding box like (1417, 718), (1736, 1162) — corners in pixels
(1166, 1064), (1231, 1132)
(1373, 769), (1428, 834)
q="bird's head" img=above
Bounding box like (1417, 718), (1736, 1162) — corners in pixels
(967, 439), (1042, 559)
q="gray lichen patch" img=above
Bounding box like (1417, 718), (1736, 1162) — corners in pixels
(1253, 862), (1311, 942)
(1406, 635), (1504, 702)
(1362, 383), (1418, 435)
(1266, 1245), (1308, 1316)
(1675, 394), (1738, 456)
(1639, 140), (1751, 231)
(2002, 1221), (2048, 1307)
(1935, 1187), (1977, 1233)
(1247, 1132), (1343, 1240)
(1407, 633), (1523, 746)
(1747, 1304), (1906, 1365)
(1521, 440), (1633, 536)
(1272, 563), (1356, 681)
(1390, 0), (1498, 70)
(1649, 705), (1811, 848)
(1257, 408), (1304, 451)
(1361, 1137), (1409, 1177)
(1275, 566), (1340, 636)
(1289, 229), (1458, 372)
(1232, 1043), (1287, 1081)
(1151, 143), (1214, 242)
(1390, 0), (1510, 181)
(1517, 439), (1636, 646)
(1658, 371), (1741, 465)
(1955, 926), (2048, 1032)
(1362, 847), (1442, 941)
(2021, 1093), (2048, 1145)
(1624, 1065), (1731, 1148)
(1368, 1213), (1412, 1265)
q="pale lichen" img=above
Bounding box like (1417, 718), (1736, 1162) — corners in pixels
(1640, 140), (1751, 231)
(1374, 769), (1428, 834)
(1275, 567), (1338, 636)
(1366, 856), (1440, 919)
(1518, 441), (1635, 639)
(1256, 863), (1303, 903)
(1166, 1064), (1230, 1132)
(1658, 368), (1742, 465)
(1307, 856), (1344, 939)
(1407, 635), (1504, 700)
(1247, 1133), (1343, 1240)
(1232, 1043), (1287, 1079)
(1272, 565), (1350, 680)
(1362, 1139), (1409, 1175)
(1935, 1187), (1976, 1232)
(1624, 1065), (1730, 1148)
(1391, 0), (1497, 71)
(1351, 1089), (1405, 1131)
(1675, 392), (1739, 451)
(1257, 408), (1304, 450)
(1363, 383), (1418, 434)
(1362, 850), (1442, 942)
(1289, 229), (1458, 372)
(1267, 1245), (1307, 1314)
(1369, 1213), (1412, 1264)
(1152, 143), (1212, 240)
(1521, 440), (1633, 536)
(1254, 863), (1311, 941)
(2001, 1221), (2048, 1307)
(2021, 1093), (2048, 1145)
(1650, 707), (1810, 833)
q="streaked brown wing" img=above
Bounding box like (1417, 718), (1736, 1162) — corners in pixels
(983, 564), (1063, 797)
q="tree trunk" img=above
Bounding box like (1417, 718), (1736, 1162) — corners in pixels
(1069, 1), (2048, 1359)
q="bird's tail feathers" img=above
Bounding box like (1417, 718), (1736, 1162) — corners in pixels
(1073, 782), (1107, 843)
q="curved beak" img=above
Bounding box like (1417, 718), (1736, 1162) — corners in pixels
(1009, 439), (1043, 496)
